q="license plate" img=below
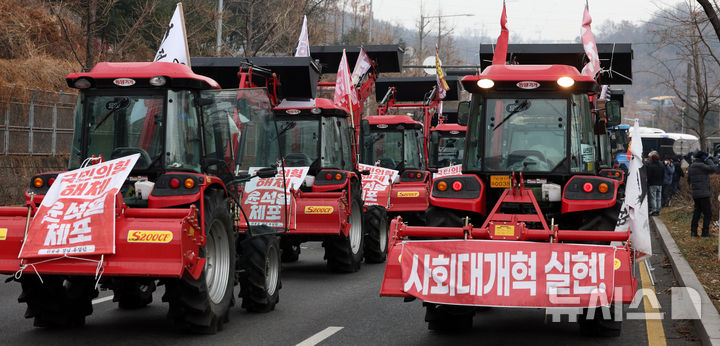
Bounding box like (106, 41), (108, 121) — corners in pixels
(494, 225), (515, 236)
(490, 175), (511, 188)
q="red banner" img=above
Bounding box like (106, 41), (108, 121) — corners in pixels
(400, 240), (616, 307)
(243, 167), (308, 229)
(358, 163), (397, 208)
(19, 154), (139, 258)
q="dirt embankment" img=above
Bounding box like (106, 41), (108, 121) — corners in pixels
(0, 155), (68, 205)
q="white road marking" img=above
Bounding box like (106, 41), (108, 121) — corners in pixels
(92, 295), (114, 305)
(296, 326), (343, 346)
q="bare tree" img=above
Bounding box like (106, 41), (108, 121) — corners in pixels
(697, 0), (720, 40)
(649, 0), (720, 147)
(223, 0), (332, 56)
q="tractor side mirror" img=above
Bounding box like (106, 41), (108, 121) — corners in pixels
(255, 167), (277, 179)
(606, 100), (621, 126)
(457, 101), (470, 126)
(430, 131), (439, 145)
(361, 119), (370, 136)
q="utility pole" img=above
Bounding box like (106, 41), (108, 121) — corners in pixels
(419, 14), (425, 59)
(369, 0), (373, 42)
(216, 0), (223, 56)
(684, 62), (691, 134)
(437, 14), (441, 51)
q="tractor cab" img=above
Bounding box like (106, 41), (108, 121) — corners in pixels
(461, 64), (604, 211)
(64, 62), (280, 206)
(429, 122), (466, 169)
(272, 98), (354, 176)
(66, 62), (221, 176)
(362, 115), (425, 172)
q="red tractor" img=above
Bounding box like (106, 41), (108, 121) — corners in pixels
(194, 45), (402, 270)
(0, 61), (286, 332)
(380, 43), (635, 336)
(360, 76), (461, 225)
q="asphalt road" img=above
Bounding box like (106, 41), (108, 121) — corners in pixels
(0, 228), (701, 345)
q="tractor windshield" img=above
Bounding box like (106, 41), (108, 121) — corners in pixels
(467, 93), (596, 173)
(362, 126), (424, 171)
(199, 88), (276, 173)
(429, 131), (465, 168)
(69, 90), (187, 171)
(256, 118), (320, 168)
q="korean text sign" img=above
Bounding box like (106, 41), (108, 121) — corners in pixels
(242, 167), (309, 229)
(358, 163), (398, 208)
(400, 240), (616, 307)
(19, 154), (139, 258)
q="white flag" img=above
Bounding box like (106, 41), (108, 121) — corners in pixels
(154, 3), (191, 66)
(295, 16), (310, 57)
(614, 119), (651, 257)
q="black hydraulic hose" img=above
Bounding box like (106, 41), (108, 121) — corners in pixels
(273, 117), (289, 234)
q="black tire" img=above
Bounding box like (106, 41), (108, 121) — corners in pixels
(164, 190), (235, 334)
(424, 206), (463, 227)
(112, 279), (156, 309)
(238, 234), (281, 312)
(424, 304), (474, 331)
(363, 206), (388, 263)
(18, 275), (97, 328)
(324, 192), (364, 273)
(579, 306), (622, 337)
(280, 239), (300, 263)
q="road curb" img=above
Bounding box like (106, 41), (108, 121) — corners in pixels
(650, 216), (720, 346)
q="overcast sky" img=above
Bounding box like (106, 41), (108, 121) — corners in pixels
(373, 0), (685, 42)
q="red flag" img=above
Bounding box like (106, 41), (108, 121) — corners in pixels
(334, 49), (357, 112)
(351, 47), (372, 85)
(435, 46), (449, 99)
(580, 5), (600, 77)
(491, 3), (509, 65)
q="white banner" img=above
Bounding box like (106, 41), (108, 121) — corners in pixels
(433, 164), (462, 179)
(614, 120), (651, 257)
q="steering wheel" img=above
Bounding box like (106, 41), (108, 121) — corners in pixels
(111, 147), (152, 168)
(507, 150), (547, 166)
(284, 153), (312, 166)
(377, 157), (397, 169)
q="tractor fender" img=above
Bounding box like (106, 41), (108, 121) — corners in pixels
(561, 175), (619, 213)
(428, 174), (485, 215)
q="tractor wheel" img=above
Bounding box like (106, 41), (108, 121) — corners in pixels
(324, 193), (364, 273)
(112, 279), (156, 309)
(238, 234), (281, 312)
(363, 206), (388, 263)
(424, 206), (463, 227)
(280, 239), (300, 263)
(164, 190), (235, 334)
(579, 306), (622, 337)
(425, 303), (474, 331)
(18, 275), (97, 328)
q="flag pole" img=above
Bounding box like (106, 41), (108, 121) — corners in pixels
(178, 2), (191, 67)
(347, 94), (355, 126)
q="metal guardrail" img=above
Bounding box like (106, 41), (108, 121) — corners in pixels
(0, 87), (77, 156)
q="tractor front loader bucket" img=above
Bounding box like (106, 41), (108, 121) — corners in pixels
(0, 205), (203, 279)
